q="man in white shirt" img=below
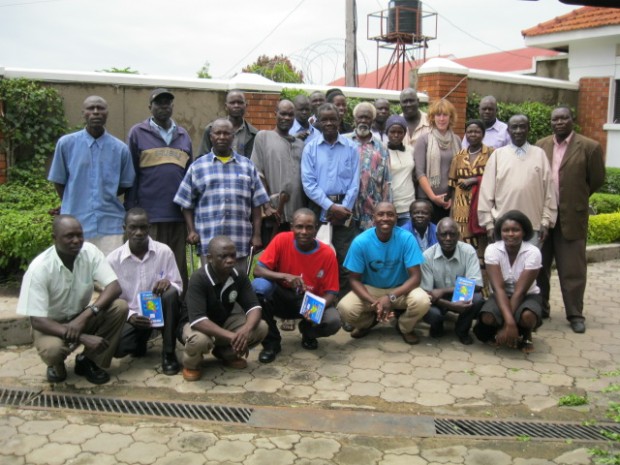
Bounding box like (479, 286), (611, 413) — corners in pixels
(107, 208), (183, 375)
(17, 215), (128, 384)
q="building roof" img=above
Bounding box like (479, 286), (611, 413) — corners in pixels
(329, 48), (561, 90)
(522, 6), (620, 37)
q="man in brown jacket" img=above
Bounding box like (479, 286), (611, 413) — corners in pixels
(536, 107), (605, 334)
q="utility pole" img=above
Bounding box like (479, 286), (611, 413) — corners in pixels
(345, 0), (358, 87)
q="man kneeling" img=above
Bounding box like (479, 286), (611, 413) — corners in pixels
(253, 208), (341, 363)
(17, 215), (128, 384)
(337, 202), (430, 344)
(179, 236), (268, 381)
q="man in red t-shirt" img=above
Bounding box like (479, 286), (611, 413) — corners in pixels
(253, 208), (341, 363)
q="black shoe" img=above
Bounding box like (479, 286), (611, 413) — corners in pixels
(458, 333), (474, 345)
(301, 336), (318, 350)
(46, 364), (67, 383)
(429, 324), (444, 339)
(342, 322), (354, 332)
(570, 320), (586, 334)
(542, 304), (550, 319)
(162, 352), (180, 376)
(74, 354), (110, 385)
(258, 346), (281, 364)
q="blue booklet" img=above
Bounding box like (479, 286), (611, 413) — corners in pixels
(299, 291), (326, 324)
(139, 291), (164, 328)
(451, 277), (476, 302)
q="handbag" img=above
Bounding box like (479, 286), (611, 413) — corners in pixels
(468, 177), (486, 236)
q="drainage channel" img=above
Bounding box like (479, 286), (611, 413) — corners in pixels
(1, 386), (618, 442)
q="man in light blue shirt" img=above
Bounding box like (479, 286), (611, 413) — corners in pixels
(301, 103), (360, 296)
(289, 94), (320, 145)
(48, 95), (135, 255)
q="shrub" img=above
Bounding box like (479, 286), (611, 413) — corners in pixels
(588, 213), (620, 244)
(0, 182), (57, 273)
(600, 168), (620, 195)
(590, 193), (620, 214)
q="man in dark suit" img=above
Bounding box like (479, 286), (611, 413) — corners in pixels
(536, 107), (605, 334)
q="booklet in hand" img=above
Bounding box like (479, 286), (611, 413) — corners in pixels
(139, 291), (164, 328)
(451, 276), (476, 303)
(299, 291), (326, 324)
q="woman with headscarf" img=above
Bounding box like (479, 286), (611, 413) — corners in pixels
(413, 99), (461, 223)
(385, 115), (415, 226)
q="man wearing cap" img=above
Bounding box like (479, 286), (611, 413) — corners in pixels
(48, 95), (135, 256)
(198, 89), (258, 158)
(125, 88), (193, 292)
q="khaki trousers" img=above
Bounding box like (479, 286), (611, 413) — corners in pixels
(338, 286), (430, 334)
(182, 308), (268, 370)
(33, 299), (128, 369)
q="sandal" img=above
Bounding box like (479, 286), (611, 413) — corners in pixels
(280, 319), (296, 331)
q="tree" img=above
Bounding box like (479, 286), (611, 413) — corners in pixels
(98, 67), (140, 74)
(242, 54), (303, 83)
(197, 61), (212, 79)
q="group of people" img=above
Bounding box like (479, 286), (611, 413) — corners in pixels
(16, 86), (605, 385)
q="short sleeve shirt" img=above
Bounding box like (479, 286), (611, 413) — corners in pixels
(17, 243), (117, 321)
(484, 241), (542, 295)
(344, 226), (424, 289)
(420, 242), (483, 291)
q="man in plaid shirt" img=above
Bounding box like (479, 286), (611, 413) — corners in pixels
(174, 119), (273, 271)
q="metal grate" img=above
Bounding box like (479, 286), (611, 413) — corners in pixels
(0, 387), (252, 424)
(436, 418), (620, 441)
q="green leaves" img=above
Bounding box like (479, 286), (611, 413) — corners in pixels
(588, 213), (620, 244)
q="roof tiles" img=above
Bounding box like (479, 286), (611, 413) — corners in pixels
(522, 6), (620, 37)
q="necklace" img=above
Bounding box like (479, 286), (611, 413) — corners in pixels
(468, 147), (482, 155)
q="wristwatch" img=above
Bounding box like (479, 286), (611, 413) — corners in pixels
(85, 304), (100, 315)
(388, 294), (397, 303)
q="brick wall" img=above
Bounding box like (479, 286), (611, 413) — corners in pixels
(244, 92), (280, 130)
(417, 72), (468, 138)
(578, 77), (610, 155)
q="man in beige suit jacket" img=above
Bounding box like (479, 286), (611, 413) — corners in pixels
(535, 107), (605, 334)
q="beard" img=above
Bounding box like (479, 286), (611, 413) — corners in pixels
(355, 124), (371, 138)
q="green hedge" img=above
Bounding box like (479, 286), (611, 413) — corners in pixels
(600, 168), (620, 195)
(588, 212), (620, 244)
(590, 193), (620, 214)
(0, 181), (57, 273)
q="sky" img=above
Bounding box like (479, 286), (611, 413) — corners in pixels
(0, 0), (577, 85)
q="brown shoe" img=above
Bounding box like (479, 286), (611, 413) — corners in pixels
(182, 367), (201, 381)
(350, 327), (372, 339)
(222, 357), (248, 369)
(401, 331), (420, 345)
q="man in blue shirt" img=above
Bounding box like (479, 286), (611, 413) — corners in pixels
(401, 199), (438, 252)
(48, 95), (135, 256)
(289, 94), (319, 145)
(338, 202), (431, 344)
(301, 103), (360, 296)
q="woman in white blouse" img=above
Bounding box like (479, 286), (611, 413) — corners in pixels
(474, 210), (543, 352)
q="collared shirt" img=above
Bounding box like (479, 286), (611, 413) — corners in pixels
(181, 264), (261, 328)
(511, 142), (530, 158)
(198, 119), (258, 158)
(551, 131), (574, 204)
(462, 119), (510, 150)
(420, 242), (482, 291)
(345, 133), (392, 230)
(48, 129), (135, 238)
(148, 118), (177, 146)
(106, 238), (182, 318)
(484, 241), (541, 295)
(17, 243), (117, 321)
(301, 133), (360, 222)
(289, 119), (320, 145)
(173, 151), (269, 257)
(401, 221), (438, 251)
(371, 127), (389, 146)
(402, 111), (431, 149)
(251, 129), (304, 223)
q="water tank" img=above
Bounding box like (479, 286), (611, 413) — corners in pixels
(387, 0), (421, 35)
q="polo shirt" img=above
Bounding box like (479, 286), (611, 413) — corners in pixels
(17, 242), (117, 321)
(420, 241), (483, 291)
(48, 129), (135, 238)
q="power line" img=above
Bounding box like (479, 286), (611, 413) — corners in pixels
(220, 0), (306, 78)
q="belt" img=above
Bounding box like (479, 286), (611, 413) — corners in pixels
(327, 194), (345, 203)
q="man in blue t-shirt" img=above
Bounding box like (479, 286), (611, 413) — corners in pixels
(337, 202), (431, 344)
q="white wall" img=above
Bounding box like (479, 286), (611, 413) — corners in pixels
(568, 37), (620, 81)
